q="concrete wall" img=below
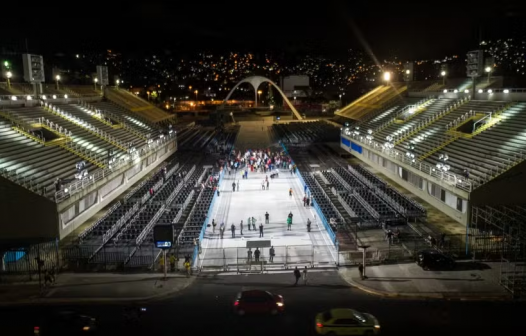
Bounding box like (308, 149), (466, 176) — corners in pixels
(58, 140), (177, 239)
(470, 160), (526, 206)
(0, 176), (59, 241)
(340, 138), (469, 225)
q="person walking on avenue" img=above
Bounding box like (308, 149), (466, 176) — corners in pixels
(269, 246), (275, 262)
(287, 217), (292, 230)
(232, 181), (236, 192)
(358, 263), (364, 280)
(247, 216), (252, 231)
(247, 248), (253, 263)
(237, 180), (240, 191)
(266, 180), (269, 190)
(240, 220), (244, 236)
(252, 217), (256, 231)
(231, 223), (236, 238)
(265, 211), (269, 224)
(303, 195), (307, 207)
(293, 267), (301, 286)
(220, 225), (225, 239)
(302, 266), (308, 285)
(262, 180), (265, 190)
(212, 219), (216, 233)
(304, 185), (307, 194)
(254, 248), (261, 262)
(289, 188), (293, 197)
(259, 223), (264, 237)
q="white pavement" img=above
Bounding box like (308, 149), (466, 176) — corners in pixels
(198, 168), (337, 271)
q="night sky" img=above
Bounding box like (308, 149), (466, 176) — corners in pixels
(3, 0), (525, 59)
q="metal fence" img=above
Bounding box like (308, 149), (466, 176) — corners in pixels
(60, 244), (185, 273)
(197, 245), (337, 273)
(0, 240), (59, 283)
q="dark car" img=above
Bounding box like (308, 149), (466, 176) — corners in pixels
(34, 311), (97, 335)
(234, 290), (284, 316)
(417, 250), (455, 270)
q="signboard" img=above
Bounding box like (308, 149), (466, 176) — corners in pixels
(22, 54), (45, 83)
(466, 50), (483, 77)
(96, 65), (109, 86)
(246, 240), (271, 248)
(156, 241), (172, 248)
(153, 225), (174, 249)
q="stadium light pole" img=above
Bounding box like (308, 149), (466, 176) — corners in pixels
(383, 72), (391, 85)
(6, 71), (12, 88)
(55, 75), (61, 90)
(93, 78), (98, 90)
(441, 71), (446, 86)
(116, 79), (120, 89)
(485, 66), (492, 84)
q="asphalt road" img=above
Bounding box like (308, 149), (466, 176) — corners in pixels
(1, 271), (525, 336)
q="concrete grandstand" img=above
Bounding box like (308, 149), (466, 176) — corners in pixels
(1, 75), (525, 298)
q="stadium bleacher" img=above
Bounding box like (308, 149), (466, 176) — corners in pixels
(273, 121), (340, 144)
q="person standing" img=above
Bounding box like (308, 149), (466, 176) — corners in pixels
(240, 220), (244, 236)
(293, 267), (301, 286)
(237, 180), (240, 191)
(247, 248), (252, 263)
(289, 188), (293, 197)
(231, 223), (236, 238)
(302, 266), (308, 285)
(220, 225), (225, 239)
(254, 248), (261, 262)
(287, 217), (292, 231)
(212, 219), (216, 233)
(247, 216), (252, 231)
(259, 223), (264, 238)
(266, 180), (269, 190)
(252, 217), (256, 231)
(232, 181), (236, 192)
(265, 211), (269, 224)
(269, 246), (275, 262)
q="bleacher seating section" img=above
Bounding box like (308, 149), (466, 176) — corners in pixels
(272, 121), (340, 144)
(60, 126), (238, 270)
(104, 88), (174, 124)
(335, 83), (408, 120)
(0, 98), (178, 199)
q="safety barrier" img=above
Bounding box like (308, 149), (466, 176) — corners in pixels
(280, 142), (338, 247)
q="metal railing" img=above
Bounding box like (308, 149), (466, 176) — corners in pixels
(54, 133), (176, 202)
(197, 245), (337, 272)
(44, 103), (129, 150)
(343, 134), (474, 192)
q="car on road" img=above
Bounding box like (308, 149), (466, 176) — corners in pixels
(315, 308), (381, 335)
(416, 250), (455, 271)
(34, 311), (97, 335)
(233, 290), (284, 316)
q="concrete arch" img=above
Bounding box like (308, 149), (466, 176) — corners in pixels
(223, 76), (303, 120)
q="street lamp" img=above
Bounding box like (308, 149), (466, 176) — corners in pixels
(116, 79), (120, 88)
(383, 72), (391, 82)
(55, 75), (61, 90)
(194, 89), (198, 101)
(441, 71), (446, 86)
(257, 90), (262, 106)
(485, 66), (492, 84)
(93, 78), (98, 90)
(6, 71), (12, 88)
(358, 245), (370, 279)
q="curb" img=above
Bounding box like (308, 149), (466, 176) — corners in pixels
(0, 276), (196, 307)
(343, 276), (511, 301)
